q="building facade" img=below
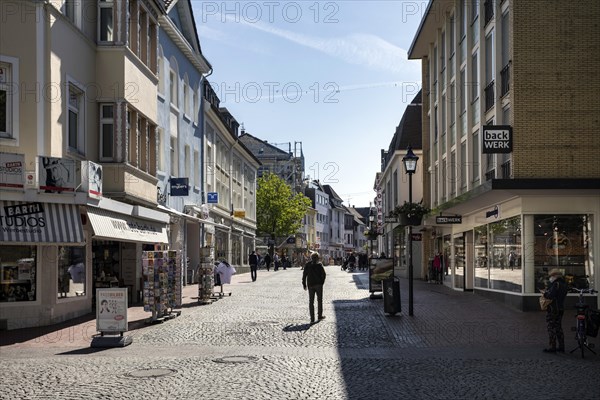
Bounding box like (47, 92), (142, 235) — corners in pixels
(408, 0), (600, 310)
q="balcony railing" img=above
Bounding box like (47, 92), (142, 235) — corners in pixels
(500, 160), (511, 178)
(484, 81), (495, 111)
(500, 63), (510, 96)
(485, 169), (495, 181)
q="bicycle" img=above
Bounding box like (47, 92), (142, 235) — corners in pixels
(569, 288), (598, 358)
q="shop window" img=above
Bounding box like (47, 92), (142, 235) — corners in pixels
(0, 246), (36, 302)
(533, 215), (593, 292)
(57, 246), (86, 299)
(488, 216), (522, 292)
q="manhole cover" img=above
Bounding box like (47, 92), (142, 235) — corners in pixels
(213, 355), (259, 364)
(126, 368), (177, 378)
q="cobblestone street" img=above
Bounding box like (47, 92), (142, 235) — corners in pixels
(1, 267), (599, 400)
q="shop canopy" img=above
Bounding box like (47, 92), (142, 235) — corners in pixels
(0, 201), (84, 244)
(87, 206), (169, 244)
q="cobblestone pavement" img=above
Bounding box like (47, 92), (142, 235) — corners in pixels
(1, 266), (599, 400)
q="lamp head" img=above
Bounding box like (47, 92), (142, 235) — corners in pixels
(402, 146), (419, 174)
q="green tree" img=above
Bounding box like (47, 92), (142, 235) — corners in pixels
(256, 173), (311, 254)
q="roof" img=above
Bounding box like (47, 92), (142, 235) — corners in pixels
(407, 0), (454, 59)
(382, 90), (422, 169)
(239, 132), (293, 161)
(322, 185), (344, 209)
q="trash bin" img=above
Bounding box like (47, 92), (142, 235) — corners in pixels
(383, 277), (401, 316)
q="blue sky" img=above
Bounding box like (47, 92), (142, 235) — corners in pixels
(192, 1), (426, 207)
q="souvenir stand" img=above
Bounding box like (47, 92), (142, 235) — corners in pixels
(141, 250), (182, 323)
(196, 247), (215, 304)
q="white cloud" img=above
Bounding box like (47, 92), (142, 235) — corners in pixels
(239, 21), (419, 74)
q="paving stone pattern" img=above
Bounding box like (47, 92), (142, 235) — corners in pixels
(1, 267), (599, 400)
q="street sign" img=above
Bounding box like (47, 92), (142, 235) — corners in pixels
(207, 192), (218, 203)
(436, 216), (462, 224)
(384, 216), (398, 223)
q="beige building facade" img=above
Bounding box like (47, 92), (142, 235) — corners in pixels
(408, 0), (600, 310)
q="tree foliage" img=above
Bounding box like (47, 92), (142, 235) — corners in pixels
(256, 173), (311, 238)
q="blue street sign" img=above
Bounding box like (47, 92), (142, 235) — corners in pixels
(207, 192), (218, 204)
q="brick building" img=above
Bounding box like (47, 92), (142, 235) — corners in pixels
(408, 0), (600, 310)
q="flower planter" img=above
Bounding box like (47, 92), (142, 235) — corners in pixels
(398, 213), (422, 226)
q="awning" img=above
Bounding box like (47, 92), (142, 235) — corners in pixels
(87, 207), (169, 244)
(0, 201), (84, 244)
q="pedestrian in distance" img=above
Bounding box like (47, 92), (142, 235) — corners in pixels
(249, 250), (258, 282)
(541, 268), (568, 353)
(302, 252), (327, 324)
(264, 253), (272, 272)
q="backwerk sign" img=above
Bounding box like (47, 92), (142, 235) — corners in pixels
(482, 125), (512, 154)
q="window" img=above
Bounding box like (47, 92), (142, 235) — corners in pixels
(193, 150), (199, 187)
(0, 57), (18, 140)
(460, 0), (467, 39)
(100, 104), (114, 160)
(58, 246), (86, 299)
(99, 0), (114, 42)
(183, 81), (190, 116)
(472, 130), (480, 183)
(170, 69), (177, 107)
(136, 116), (142, 167)
(170, 136), (177, 176)
(184, 144), (190, 178)
(485, 31), (494, 84)
(67, 82), (84, 154)
(471, 52), (479, 102)
(460, 68), (466, 114)
(0, 246), (37, 303)
(393, 170), (398, 206)
(501, 11), (510, 67)
(63, 0), (80, 27)
(460, 141), (467, 191)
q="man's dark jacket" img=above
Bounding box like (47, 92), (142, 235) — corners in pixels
(302, 261), (326, 289)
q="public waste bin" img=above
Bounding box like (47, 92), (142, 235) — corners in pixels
(383, 277), (401, 316)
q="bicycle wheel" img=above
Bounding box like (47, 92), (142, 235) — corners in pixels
(577, 325), (586, 359)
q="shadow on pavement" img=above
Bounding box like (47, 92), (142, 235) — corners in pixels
(0, 313), (95, 347)
(283, 323), (313, 332)
(55, 346), (113, 356)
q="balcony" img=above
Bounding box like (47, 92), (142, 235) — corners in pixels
(485, 81), (495, 112)
(500, 63), (510, 96)
(101, 163), (159, 207)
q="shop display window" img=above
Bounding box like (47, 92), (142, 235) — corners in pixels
(474, 216), (523, 293)
(0, 246), (37, 302)
(57, 246), (86, 299)
(533, 214), (593, 292)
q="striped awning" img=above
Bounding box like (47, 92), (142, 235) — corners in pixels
(0, 201), (84, 244)
(87, 207), (169, 244)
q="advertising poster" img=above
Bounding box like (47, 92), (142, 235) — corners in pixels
(369, 258), (394, 293)
(38, 156), (77, 193)
(96, 288), (128, 333)
(83, 161), (103, 199)
(0, 152), (25, 189)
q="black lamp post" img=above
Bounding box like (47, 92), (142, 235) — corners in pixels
(402, 146), (418, 316)
(368, 207), (375, 260)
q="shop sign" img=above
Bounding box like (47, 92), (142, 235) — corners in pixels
(96, 288), (128, 333)
(482, 125), (512, 154)
(207, 192), (218, 203)
(411, 233), (422, 241)
(170, 177), (189, 196)
(385, 216), (398, 223)
(38, 156), (77, 193)
(0, 152), (24, 189)
(82, 161), (102, 199)
(233, 209), (246, 218)
(486, 205), (500, 219)
(436, 216), (462, 224)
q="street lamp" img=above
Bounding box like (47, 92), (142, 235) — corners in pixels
(368, 206), (375, 260)
(402, 145), (419, 316)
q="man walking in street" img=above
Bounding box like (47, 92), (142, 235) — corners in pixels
(302, 252), (327, 324)
(249, 251), (258, 282)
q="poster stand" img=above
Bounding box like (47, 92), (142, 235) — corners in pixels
(141, 250), (182, 324)
(369, 258), (393, 299)
(91, 287), (133, 348)
(195, 248), (215, 304)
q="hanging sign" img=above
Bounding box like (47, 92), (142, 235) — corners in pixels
(482, 125), (513, 154)
(170, 178), (189, 196)
(436, 216), (462, 224)
(0, 152), (25, 189)
(207, 192), (218, 203)
(38, 156), (77, 193)
(486, 205), (500, 219)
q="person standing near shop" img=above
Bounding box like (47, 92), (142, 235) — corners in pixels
(542, 269), (568, 353)
(302, 252), (327, 324)
(249, 251), (258, 282)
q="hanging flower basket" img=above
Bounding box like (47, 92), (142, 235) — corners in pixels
(398, 213), (422, 226)
(391, 201), (430, 226)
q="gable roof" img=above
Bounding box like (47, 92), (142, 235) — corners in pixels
(382, 90), (422, 169)
(239, 132), (293, 161)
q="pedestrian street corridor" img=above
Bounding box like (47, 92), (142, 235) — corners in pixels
(1, 266), (599, 400)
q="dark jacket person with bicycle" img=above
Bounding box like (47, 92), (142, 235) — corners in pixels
(542, 269), (568, 353)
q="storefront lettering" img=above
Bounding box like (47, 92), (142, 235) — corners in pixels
(4, 202), (44, 217)
(0, 215), (46, 228)
(110, 219), (158, 234)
